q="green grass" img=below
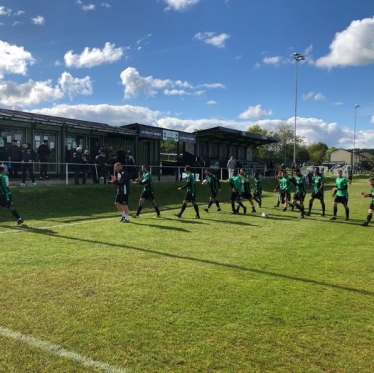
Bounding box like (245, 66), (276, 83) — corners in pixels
(0, 177), (373, 372)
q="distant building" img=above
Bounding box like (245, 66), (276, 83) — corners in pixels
(329, 148), (368, 168)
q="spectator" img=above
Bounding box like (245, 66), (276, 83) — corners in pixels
(107, 146), (118, 179)
(82, 149), (92, 184)
(235, 158), (243, 172)
(125, 150), (136, 180)
(227, 156), (236, 179)
(8, 139), (22, 178)
(72, 147), (84, 185)
(116, 147), (127, 165)
(306, 170), (313, 187)
(20, 142), (36, 187)
(37, 140), (51, 180)
(95, 150), (107, 183)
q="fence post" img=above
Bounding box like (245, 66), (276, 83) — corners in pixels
(65, 163), (69, 185)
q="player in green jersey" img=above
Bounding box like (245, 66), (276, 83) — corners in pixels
(228, 169), (247, 214)
(360, 177), (374, 226)
(174, 165), (200, 219)
(274, 171), (282, 207)
(330, 169), (349, 221)
(133, 165), (161, 218)
(253, 172), (262, 207)
(291, 168), (306, 218)
(0, 165), (24, 225)
(305, 167), (326, 216)
(274, 170), (293, 212)
(238, 169), (256, 213)
(202, 169), (221, 212)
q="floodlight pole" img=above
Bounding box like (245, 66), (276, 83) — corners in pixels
(353, 104), (360, 172)
(293, 53), (305, 169)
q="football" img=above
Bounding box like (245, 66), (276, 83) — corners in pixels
(261, 211), (269, 218)
(202, 179), (208, 185)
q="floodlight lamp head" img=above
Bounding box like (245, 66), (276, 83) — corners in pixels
(354, 104), (360, 108)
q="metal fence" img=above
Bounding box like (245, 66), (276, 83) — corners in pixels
(3, 161), (278, 186)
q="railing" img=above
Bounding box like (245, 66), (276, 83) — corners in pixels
(3, 160), (278, 185)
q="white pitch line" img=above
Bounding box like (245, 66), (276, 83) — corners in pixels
(0, 326), (129, 373)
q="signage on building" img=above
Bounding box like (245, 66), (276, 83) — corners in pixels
(163, 130), (179, 142)
(139, 126), (163, 139)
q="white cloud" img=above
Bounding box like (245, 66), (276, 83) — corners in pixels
(316, 16), (374, 68)
(120, 67), (224, 99)
(0, 79), (64, 107)
(200, 83), (225, 89)
(302, 92), (325, 101)
(314, 93), (325, 101)
(0, 41), (35, 78)
(64, 42), (123, 68)
(31, 15), (45, 25)
(58, 72), (93, 99)
(120, 67), (170, 98)
(136, 33), (152, 51)
(194, 32), (230, 49)
(101, 2), (111, 8)
(263, 56), (282, 66)
(0, 72), (93, 107)
(239, 104), (273, 119)
(0, 6), (11, 16)
(82, 4), (96, 11)
(164, 89), (189, 96)
(207, 100), (217, 105)
(164, 0), (200, 11)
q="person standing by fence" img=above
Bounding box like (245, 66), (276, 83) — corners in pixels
(227, 156), (236, 179)
(8, 139), (22, 178)
(37, 140), (51, 180)
(20, 142), (36, 187)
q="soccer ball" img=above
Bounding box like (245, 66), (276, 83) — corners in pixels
(202, 179), (208, 185)
(261, 211), (269, 218)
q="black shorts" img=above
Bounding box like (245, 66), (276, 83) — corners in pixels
(230, 191), (240, 202)
(115, 193), (129, 205)
(293, 192), (306, 202)
(280, 191), (291, 203)
(369, 203), (374, 211)
(210, 190), (218, 198)
(140, 190), (154, 201)
(0, 195), (13, 208)
(311, 191), (324, 200)
(184, 191), (196, 203)
(241, 191), (253, 200)
(334, 195), (348, 204)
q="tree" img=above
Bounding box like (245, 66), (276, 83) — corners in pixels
(160, 140), (177, 154)
(307, 142), (328, 164)
(247, 124), (269, 136)
(296, 146), (310, 163)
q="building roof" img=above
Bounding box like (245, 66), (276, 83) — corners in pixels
(195, 126), (279, 146)
(0, 108), (136, 136)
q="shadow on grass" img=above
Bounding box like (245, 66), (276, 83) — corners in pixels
(4, 223), (374, 297)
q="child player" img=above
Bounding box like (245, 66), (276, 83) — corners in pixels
(360, 177), (374, 226)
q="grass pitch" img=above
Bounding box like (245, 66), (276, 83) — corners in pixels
(0, 177), (373, 372)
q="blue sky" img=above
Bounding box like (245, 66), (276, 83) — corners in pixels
(1, 0), (374, 149)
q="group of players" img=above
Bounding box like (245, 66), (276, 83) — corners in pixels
(109, 163), (374, 228)
(0, 162), (373, 228)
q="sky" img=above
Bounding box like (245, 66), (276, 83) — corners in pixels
(1, 0), (374, 149)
